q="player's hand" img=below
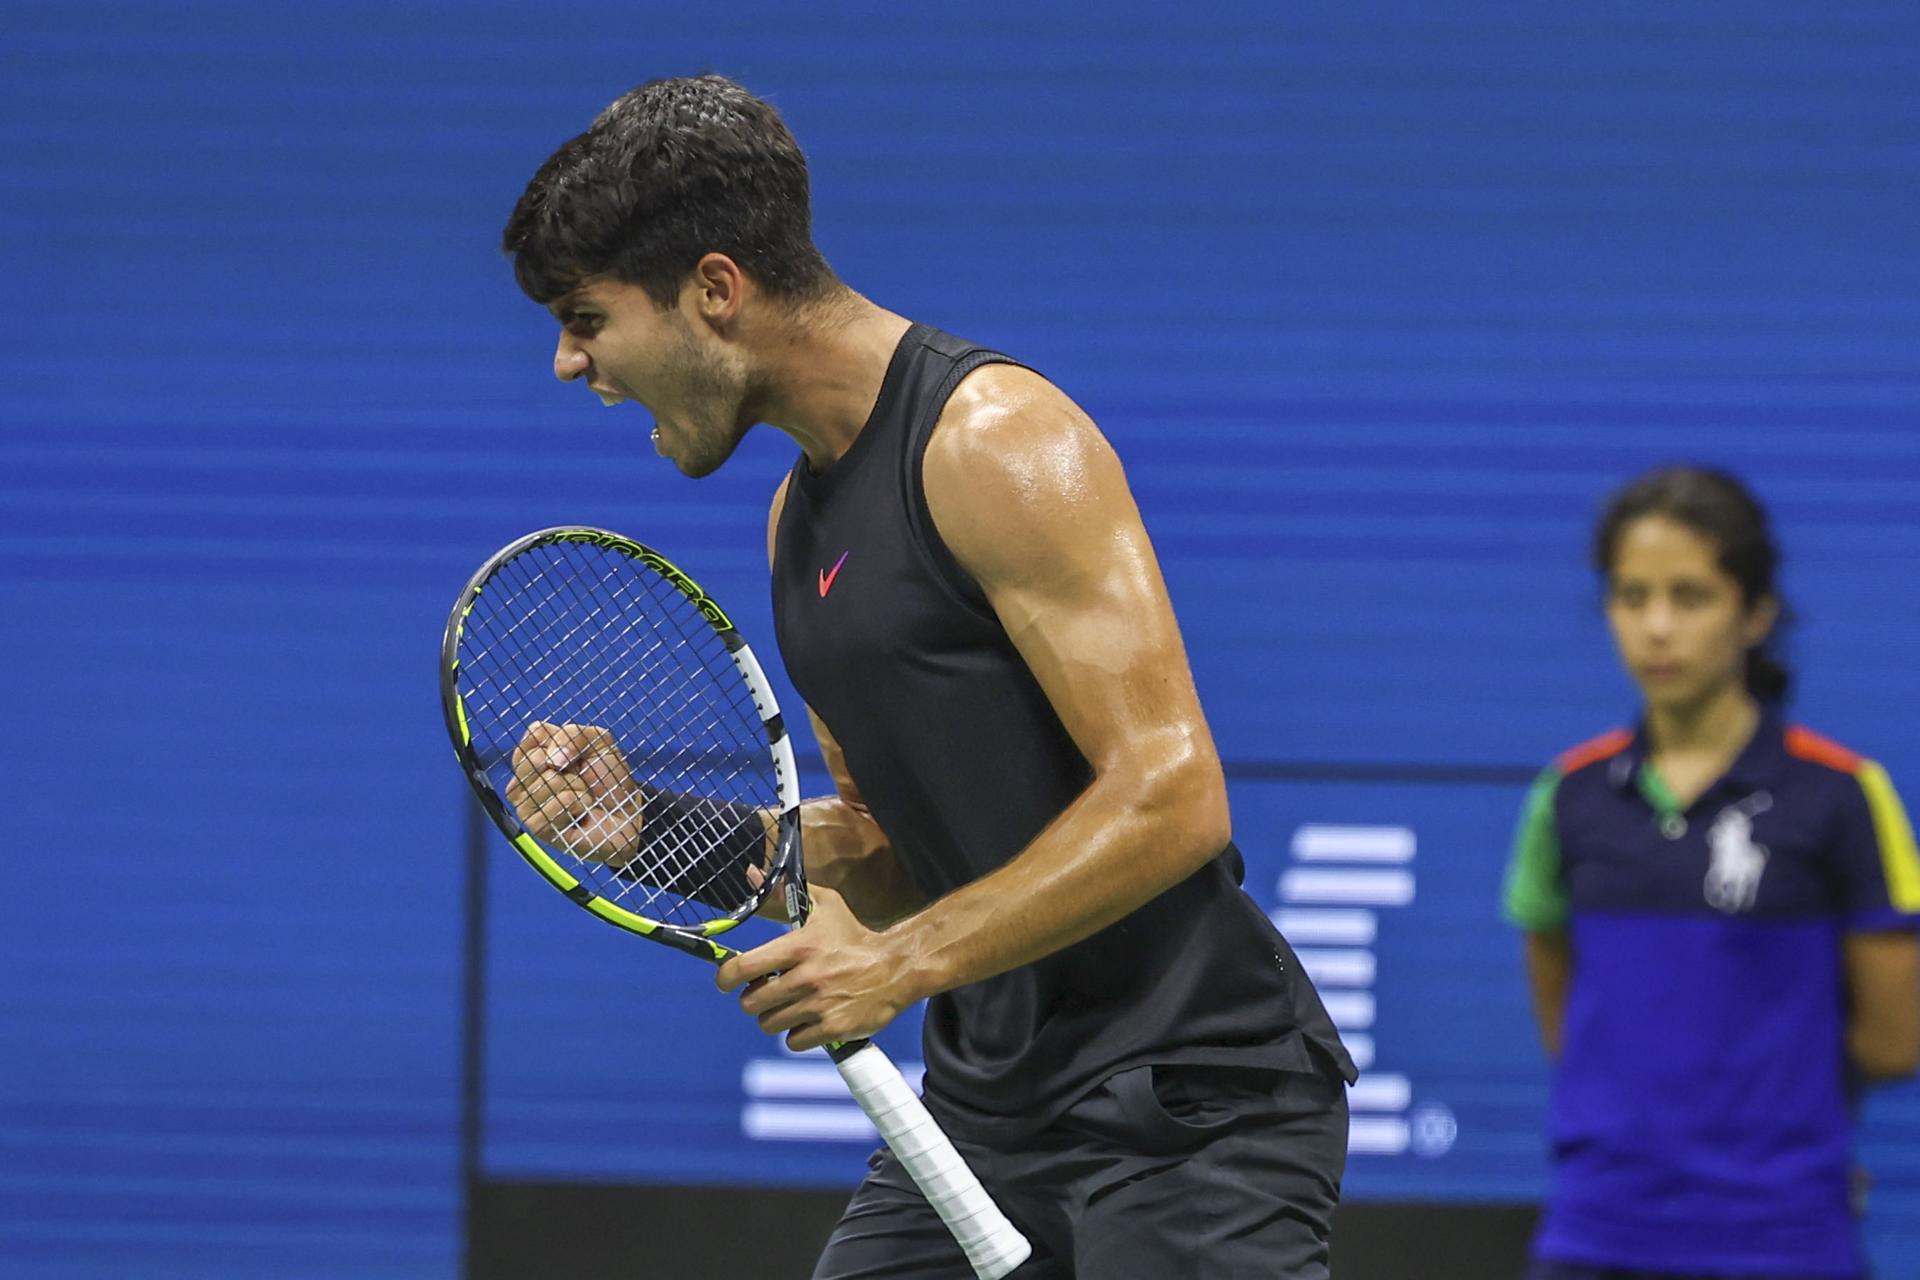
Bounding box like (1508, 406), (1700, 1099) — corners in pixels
(715, 886), (915, 1052)
(504, 721), (644, 863)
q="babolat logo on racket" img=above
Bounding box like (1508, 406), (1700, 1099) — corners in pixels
(550, 529), (735, 631)
(552, 528), (646, 555)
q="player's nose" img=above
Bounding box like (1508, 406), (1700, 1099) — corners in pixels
(554, 333), (590, 382)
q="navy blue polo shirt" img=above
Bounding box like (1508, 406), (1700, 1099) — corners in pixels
(1503, 713), (1920, 1276)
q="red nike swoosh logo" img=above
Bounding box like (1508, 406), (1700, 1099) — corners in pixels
(818, 551), (849, 598)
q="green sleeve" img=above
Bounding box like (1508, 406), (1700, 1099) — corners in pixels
(1502, 769), (1568, 931)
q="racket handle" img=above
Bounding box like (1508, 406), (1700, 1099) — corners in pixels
(832, 1041), (1033, 1280)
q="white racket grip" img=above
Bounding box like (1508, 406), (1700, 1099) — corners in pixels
(833, 1042), (1033, 1279)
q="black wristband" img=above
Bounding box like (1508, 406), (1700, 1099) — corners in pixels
(630, 789), (769, 910)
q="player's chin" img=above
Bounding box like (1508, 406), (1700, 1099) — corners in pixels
(671, 427), (748, 479)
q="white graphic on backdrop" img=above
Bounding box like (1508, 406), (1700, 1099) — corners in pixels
(1277, 823), (1451, 1158)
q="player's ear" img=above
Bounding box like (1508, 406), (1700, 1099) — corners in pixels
(689, 253), (746, 328)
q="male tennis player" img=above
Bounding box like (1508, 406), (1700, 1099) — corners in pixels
(502, 74), (1356, 1278)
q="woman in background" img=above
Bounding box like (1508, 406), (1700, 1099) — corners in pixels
(1504, 466), (1920, 1279)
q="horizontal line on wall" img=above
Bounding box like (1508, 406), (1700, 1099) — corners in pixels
(1272, 908), (1378, 946)
(1282, 868), (1416, 908)
(1293, 824), (1417, 862)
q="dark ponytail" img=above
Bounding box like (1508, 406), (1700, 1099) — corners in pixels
(1592, 466), (1792, 705)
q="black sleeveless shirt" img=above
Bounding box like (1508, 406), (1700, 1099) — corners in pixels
(771, 323), (1354, 1139)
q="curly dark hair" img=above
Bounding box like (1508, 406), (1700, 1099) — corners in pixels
(502, 74), (838, 309)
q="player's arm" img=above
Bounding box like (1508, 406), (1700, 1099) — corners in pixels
(869, 366), (1231, 991)
(763, 475), (927, 930)
(1523, 931), (1573, 1060)
(1843, 931), (1920, 1081)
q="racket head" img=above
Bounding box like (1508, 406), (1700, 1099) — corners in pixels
(441, 527), (802, 959)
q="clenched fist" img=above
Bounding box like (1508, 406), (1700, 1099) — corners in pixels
(504, 721), (644, 864)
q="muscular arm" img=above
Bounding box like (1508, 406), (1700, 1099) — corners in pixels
(1524, 930), (1573, 1060)
(878, 365), (1230, 995)
(1844, 930), (1920, 1081)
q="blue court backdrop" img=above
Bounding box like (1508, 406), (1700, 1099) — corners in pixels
(3, 2), (1918, 1276)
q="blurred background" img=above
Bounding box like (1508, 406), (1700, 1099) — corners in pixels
(3, 1), (1917, 1276)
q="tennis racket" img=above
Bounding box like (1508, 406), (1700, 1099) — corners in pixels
(440, 526), (1032, 1280)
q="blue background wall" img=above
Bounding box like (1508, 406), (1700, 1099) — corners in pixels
(3, 2), (1916, 1276)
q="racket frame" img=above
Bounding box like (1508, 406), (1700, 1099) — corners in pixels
(441, 526), (801, 963)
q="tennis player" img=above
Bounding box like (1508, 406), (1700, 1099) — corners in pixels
(501, 74), (1356, 1277)
(1504, 466), (1920, 1279)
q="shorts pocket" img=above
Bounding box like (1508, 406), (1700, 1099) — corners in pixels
(1108, 1063), (1274, 1155)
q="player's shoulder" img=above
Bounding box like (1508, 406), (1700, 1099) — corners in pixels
(1551, 727), (1635, 779)
(921, 362), (1135, 571)
(923, 364), (1121, 534)
(929, 363), (1107, 474)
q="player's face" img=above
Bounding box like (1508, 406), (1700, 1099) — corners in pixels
(1605, 515), (1775, 715)
(549, 277), (752, 478)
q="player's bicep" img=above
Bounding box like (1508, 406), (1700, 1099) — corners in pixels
(922, 370), (1222, 793)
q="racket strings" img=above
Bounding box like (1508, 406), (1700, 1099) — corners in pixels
(487, 549), (768, 872)
(473, 580), (764, 917)
(459, 540), (778, 928)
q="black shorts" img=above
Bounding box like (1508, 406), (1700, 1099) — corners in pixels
(812, 1059), (1349, 1279)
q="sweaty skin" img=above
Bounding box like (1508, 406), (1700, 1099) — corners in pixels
(717, 363), (1231, 1052)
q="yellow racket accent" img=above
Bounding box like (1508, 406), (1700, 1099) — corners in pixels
(573, 869), (749, 946)
(584, 895), (658, 934)
(510, 832), (581, 893)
